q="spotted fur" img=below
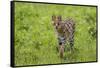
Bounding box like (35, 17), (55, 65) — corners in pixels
(52, 15), (75, 58)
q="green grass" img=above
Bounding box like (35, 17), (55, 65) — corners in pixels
(14, 2), (97, 66)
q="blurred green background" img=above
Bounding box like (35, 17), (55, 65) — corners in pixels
(14, 2), (97, 66)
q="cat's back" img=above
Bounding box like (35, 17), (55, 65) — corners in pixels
(63, 18), (75, 32)
(64, 18), (75, 26)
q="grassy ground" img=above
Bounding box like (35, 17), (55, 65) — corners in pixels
(14, 2), (97, 66)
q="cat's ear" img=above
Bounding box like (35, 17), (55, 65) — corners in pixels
(58, 16), (62, 21)
(52, 15), (56, 21)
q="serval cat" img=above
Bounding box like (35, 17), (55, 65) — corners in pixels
(52, 15), (75, 58)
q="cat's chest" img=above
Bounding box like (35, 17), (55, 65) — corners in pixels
(56, 27), (65, 36)
(57, 28), (64, 33)
(56, 25), (70, 37)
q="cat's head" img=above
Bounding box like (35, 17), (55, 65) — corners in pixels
(52, 15), (62, 29)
